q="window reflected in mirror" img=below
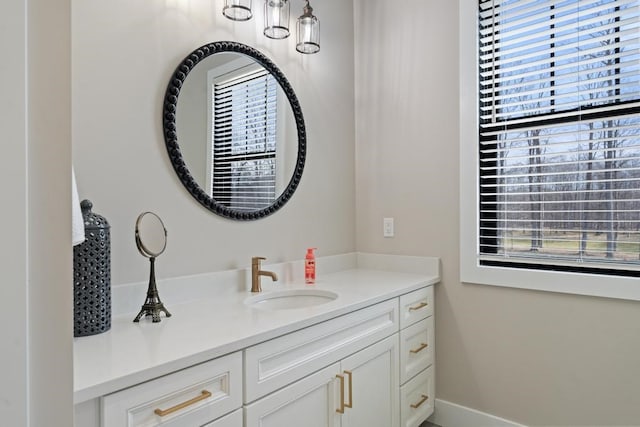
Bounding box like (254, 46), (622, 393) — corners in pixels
(209, 61), (278, 211)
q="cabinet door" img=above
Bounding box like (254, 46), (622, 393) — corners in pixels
(244, 362), (342, 427)
(339, 335), (399, 427)
(203, 408), (242, 427)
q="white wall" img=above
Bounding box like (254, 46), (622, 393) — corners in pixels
(1, 0), (74, 425)
(1, 0), (28, 423)
(355, 1), (640, 425)
(28, 0), (75, 423)
(72, 0), (356, 287)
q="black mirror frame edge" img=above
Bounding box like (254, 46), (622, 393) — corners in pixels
(162, 41), (307, 221)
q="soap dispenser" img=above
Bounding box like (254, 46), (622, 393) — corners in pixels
(305, 248), (317, 284)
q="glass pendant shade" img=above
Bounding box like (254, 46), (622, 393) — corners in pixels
(223, 0), (253, 21)
(296, 1), (319, 54)
(264, 0), (290, 39)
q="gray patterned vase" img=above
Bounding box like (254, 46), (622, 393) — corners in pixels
(73, 199), (111, 337)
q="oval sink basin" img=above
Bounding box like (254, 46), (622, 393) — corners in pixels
(245, 289), (338, 310)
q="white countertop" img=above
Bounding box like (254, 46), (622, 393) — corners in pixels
(73, 253), (439, 404)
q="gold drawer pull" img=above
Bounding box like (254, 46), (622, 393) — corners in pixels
(336, 374), (345, 413)
(408, 302), (428, 311)
(410, 394), (429, 409)
(410, 342), (429, 354)
(154, 390), (212, 417)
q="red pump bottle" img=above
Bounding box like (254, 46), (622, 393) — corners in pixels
(305, 248), (317, 284)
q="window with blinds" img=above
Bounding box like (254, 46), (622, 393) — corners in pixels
(478, 0), (640, 274)
(213, 67), (277, 211)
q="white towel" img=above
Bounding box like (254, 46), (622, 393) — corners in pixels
(72, 168), (85, 246)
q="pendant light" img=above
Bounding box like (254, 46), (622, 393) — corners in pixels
(296, 0), (320, 54)
(264, 0), (290, 39)
(223, 0), (253, 21)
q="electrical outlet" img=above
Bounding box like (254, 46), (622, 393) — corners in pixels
(383, 217), (394, 237)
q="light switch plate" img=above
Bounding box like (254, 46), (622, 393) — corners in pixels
(383, 217), (394, 237)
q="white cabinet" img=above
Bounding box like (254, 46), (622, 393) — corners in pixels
(243, 300), (400, 426)
(76, 284), (435, 427)
(397, 286), (435, 425)
(245, 335), (399, 427)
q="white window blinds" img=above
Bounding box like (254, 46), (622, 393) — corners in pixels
(478, 0), (640, 272)
(213, 67), (277, 211)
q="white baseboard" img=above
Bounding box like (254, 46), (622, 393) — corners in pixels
(429, 398), (527, 427)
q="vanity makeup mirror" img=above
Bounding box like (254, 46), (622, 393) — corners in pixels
(133, 212), (171, 323)
(163, 41), (306, 220)
(135, 212), (167, 257)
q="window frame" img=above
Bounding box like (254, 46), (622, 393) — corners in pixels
(459, 0), (640, 301)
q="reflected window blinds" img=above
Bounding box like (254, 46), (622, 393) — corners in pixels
(213, 68), (277, 211)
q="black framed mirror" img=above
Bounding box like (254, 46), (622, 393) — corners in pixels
(162, 41), (306, 220)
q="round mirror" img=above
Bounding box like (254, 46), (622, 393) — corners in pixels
(135, 212), (167, 258)
(163, 41), (306, 220)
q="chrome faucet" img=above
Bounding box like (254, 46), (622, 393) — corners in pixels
(251, 257), (278, 292)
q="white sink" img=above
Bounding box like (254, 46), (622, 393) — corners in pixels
(244, 289), (338, 310)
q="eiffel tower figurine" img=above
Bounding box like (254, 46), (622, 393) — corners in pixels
(133, 212), (171, 323)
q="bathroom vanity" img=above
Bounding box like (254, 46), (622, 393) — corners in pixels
(74, 253), (439, 427)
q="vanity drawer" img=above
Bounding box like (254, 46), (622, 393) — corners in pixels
(399, 286), (433, 329)
(400, 365), (434, 427)
(101, 352), (242, 427)
(400, 317), (434, 384)
(244, 298), (399, 403)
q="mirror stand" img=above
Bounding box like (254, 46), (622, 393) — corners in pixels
(133, 257), (172, 323)
(133, 211), (171, 323)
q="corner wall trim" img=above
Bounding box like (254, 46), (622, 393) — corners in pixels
(429, 398), (527, 427)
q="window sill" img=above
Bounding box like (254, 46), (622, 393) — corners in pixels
(460, 256), (640, 301)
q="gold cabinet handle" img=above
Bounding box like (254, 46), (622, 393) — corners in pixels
(410, 342), (429, 354)
(344, 370), (353, 409)
(336, 374), (345, 414)
(410, 394), (429, 409)
(336, 371), (354, 413)
(154, 390), (212, 417)
(408, 302), (428, 311)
